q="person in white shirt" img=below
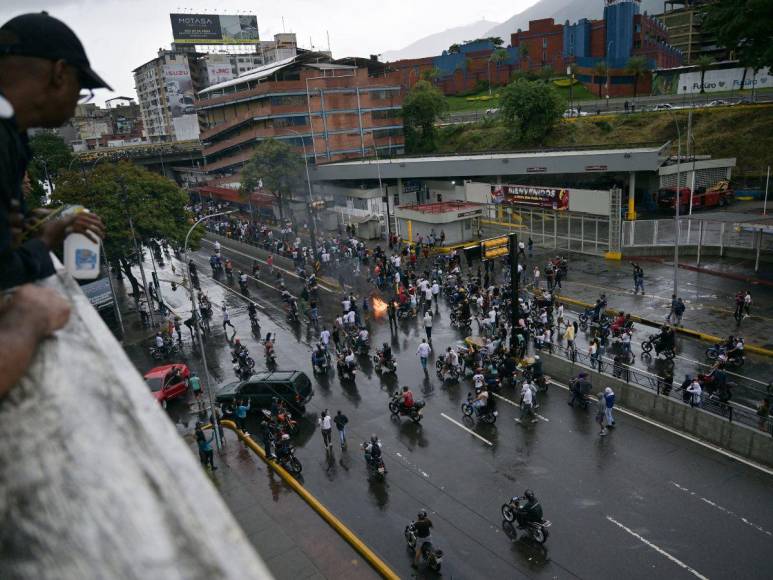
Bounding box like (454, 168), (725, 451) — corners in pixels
(687, 379), (703, 407)
(416, 339), (431, 371)
(423, 286), (433, 311)
(431, 281), (440, 306)
(318, 410), (333, 449)
(345, 310), (356, 327)
(357, 328), (369, 348)
(472, 369), (485, 389)
(320, 328), (331, 349)
(423, 311), (433, 341)
(519, 383), (537, 422)
(342, 296), (351, 312)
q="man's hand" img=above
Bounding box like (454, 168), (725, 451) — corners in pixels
(9, 285), (71, 339)
(41, 212), (106, 249)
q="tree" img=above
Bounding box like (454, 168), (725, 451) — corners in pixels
(52, 161), (197, 297)
(593, 61), (608, 98)
(448, 43), (461, 54)
(540, 65), (555, 84)
(695, 56), (715, 94)
(702, 0), (773, 73)
(28, 132), (73, 207)
(240, 139), (304, 221)
(519, 44), (530, 71)
(487, 36), (505, 47)
(499, 78), (566, 145)
(421, 66), (441, 83)
(625, 56), (650, 99)
(402, 80), (449, 153)
(489, 49), (509, 90)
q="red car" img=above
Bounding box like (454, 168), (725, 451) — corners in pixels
(144, 364), (190, 408)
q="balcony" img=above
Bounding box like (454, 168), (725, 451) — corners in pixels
(0, 262), (271, 578)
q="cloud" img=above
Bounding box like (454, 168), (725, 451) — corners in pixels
(1, 0), (88, 15)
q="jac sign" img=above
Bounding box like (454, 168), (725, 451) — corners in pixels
(677, 67), (770, 94)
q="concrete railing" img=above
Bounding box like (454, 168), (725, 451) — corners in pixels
(538, 345), (773, 468)
(0, 262), (272, 579)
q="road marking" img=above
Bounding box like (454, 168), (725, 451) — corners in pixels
(492, 393), (550, 422)
(548, 379), (773, 477)
(440, 413), (494, 446)
(203, 239), (336, 293)
(669, 481), (772, 537)
(606, 515), (710, 580)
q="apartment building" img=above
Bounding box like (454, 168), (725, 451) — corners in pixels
(196, 52), (404, 187)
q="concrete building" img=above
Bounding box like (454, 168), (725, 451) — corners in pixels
(657, 0), (729, 65)
(133, 34), (299, 143)
(196, 52), (404, 188)
(68, 98), (144, 150)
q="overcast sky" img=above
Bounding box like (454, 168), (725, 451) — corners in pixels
(1, 0), (539, 104)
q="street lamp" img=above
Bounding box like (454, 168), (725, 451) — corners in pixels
(666, 111), (682, 299)
(606, 41), (614, 106)
(285, 128), (318, 258)
(185, 210), (236, 450)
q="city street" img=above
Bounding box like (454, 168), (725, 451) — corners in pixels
(123, 238), (773, 580)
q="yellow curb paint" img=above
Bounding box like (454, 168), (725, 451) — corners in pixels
(214, 420), (400, 580)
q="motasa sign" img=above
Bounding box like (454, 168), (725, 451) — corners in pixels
(170, 13), (259, 45)
(491, 184), (569, 210)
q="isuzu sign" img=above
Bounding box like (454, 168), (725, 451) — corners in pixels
(491, 184), (570, 210)
(170, 13), (259, 45)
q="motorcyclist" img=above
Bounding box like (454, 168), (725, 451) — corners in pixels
(611, 312), (627, 335)
(654, 325), (675, 356)
(472, 386), (489, 416)
(248, 302), (258, 324)
(311, 345), (327, 370)
(343, 349), (357, 372)
(443, 347), (460, 374)
(154, 332), (165, 352)
(238, 270), (248, 287)
(401, 386), (414, 410)
(515, 489), (543, 527)
(364, 434), (382, 466)
(288, 299), (299, 320)
(568, 372), (592, 407)
(380, 342), (393, 364)
(275, 432), (292, 460)
(412, 510), (434, 568)
(726, 337), (744, 363)
(357, 327), (370, 350)
(209, 254), (221, 272)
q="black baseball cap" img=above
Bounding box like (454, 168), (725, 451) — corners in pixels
(0, 12), (111, 90)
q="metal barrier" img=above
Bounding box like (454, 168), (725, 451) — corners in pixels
(545, 341), (773, 435)
(623, 218), (773, 252)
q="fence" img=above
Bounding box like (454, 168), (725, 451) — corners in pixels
(484, 207), (612, 256)
(623, 218), (773, 253)
(546, 340), (772, 435)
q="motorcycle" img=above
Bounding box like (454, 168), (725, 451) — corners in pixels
(233, 363), (253, 381)
(286, 307), (300, 324)
(238, 279), (249, 296)
(261, 408), (299, 437)
(312, 354), (331, 375)
(363, 442), (386, 480)
(450, 310), (472, 332)
(150, 339), (178, 360)
(705, 344), (744, 368)
(461, 392), (498, 424)
(501, 497), (551, 544)
(641, 334), (676, 360)
(250, 315), (261, 337)
(373, 351), (397, 374)
(275, 440), (302, 475)
(405, 522), (443, 572)
(356, 337), (371, 356)
(435, 359), (461, 382)
(388, 392), (425, 423)
(336, 354), (357, 381)
(232, 351), (255, 370)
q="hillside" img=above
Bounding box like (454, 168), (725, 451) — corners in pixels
(434, 106), (773, 182)
(381, 20), (500, 61)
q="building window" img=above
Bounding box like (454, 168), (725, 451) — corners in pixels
(370, 90), (392, 100)
(270, 94), (306, 107)
(371, 109), (401, 120)
(635, 24), (641, 33)
(274, 116), (308, 128)
(543, 38), (548, 48)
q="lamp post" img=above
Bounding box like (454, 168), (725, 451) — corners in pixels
(606, 41), (614, 106)
(667, 111), (682, 298)
(185, 210), (236, 450)
(286, 128), (318, 258)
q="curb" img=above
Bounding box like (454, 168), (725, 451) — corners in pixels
(216, 420), (400, 580)
(554, 293), (773, 358)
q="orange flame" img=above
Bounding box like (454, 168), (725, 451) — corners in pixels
(372, 297), (388, 318)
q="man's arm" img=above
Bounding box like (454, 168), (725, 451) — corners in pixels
(0, 285), (71, 398)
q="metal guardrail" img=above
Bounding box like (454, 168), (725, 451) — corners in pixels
(545, 340), (773, 436)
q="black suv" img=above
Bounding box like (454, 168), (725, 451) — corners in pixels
(216, 371), (313, 411)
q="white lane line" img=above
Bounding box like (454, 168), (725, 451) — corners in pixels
(606, 515), (710, 580)
(669, 482), (773, 537)
(394, 452), (430, 478)
(492, 393), (550, 422)
(440, 413), (494, 447)
(548, 379), (773, 477)
(203, 239), (336, 294)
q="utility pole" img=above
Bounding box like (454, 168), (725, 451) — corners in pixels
(509, 232), (519, 332)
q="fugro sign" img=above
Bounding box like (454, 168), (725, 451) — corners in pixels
(677, 67), (771, 94)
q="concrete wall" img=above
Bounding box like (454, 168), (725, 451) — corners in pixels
(540, 353), (773, 468)
(396, 217), (470, 245)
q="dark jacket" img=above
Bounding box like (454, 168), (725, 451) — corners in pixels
(0, 111), (56, 289)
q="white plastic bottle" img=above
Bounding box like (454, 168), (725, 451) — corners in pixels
(63, 209), (101, 280)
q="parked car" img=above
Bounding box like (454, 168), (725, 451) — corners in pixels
(652, 103), (674, 111)
(144, 363), (190, 408)
(484, 108), (499, 116)
(562, 108), (588, 118)
(216, 370), (313, 412)
(706, 100), (729, 107)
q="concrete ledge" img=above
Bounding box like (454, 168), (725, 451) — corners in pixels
(540, 353), (773, 468)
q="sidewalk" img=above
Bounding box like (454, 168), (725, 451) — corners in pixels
(190, 430), (378, 580)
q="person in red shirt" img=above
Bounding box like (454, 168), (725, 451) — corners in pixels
(402, 385), (414, 409)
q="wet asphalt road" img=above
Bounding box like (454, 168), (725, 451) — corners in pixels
(124, 243), (773, 580)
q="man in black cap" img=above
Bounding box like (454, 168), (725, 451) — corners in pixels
(0, 11), (110, 289)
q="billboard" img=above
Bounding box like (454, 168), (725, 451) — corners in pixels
(162, 62), (199, 140)
(170, 14), (259, 45)
(206, 63), (235, 86)
(491, 184), (569, 210)
(654, 66), (771, 95)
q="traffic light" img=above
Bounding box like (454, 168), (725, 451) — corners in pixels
(481, 235), (509, 260)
